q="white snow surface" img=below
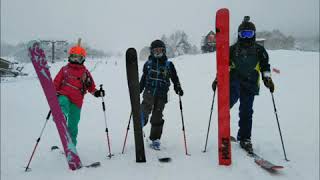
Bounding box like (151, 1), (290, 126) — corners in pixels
(1, 50), (319, 180)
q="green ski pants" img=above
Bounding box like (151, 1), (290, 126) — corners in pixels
(58, 95), (81, 145)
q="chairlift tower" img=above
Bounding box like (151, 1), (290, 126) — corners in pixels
(40, 40), (68, 63)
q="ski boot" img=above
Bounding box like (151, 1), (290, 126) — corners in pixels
(240, 139), (254, 155)
(150, 139), (161, 150)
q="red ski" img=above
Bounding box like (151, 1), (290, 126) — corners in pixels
(216, 8), (231, 165)
(230, 136), (284, 172)
(254, 154), (284, 171)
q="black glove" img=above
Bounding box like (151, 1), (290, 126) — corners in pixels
(212, 78), (217, 91)
(94, 89), (105, 97)
(174, 85), (184, 96)
(263, 77), (275, 93)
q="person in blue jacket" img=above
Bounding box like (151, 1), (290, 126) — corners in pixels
(213, 16), (275, 154)
(140, 39), (184, 150)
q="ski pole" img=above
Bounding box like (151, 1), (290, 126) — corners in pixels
(121, 112), (132, 154)
(25, 110), (51, 172)
(178, 95), (190, 156)
(99, 84), (113, 158)
(270, 92), (289, 161)
(202, 88), (216, 152)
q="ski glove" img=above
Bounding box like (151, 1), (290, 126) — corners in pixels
(174, 85), (184, 96)
(94, 89), (105, 97)
(212, 78), (217, 91)
(263, 77), (275, 93)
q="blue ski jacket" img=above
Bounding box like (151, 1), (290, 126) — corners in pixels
(140, 55), (181, 100)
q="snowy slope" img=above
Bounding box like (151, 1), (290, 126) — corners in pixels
(1, 50), (319, 180)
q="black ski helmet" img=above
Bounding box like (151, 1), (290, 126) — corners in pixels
(238, 16), (256, 32)
(150, 39), (166, 58)
(238, 16), (256, 42)
(150, 39), (166, 50)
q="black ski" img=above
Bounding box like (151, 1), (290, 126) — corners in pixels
(84, 162), (101, 168)
(230, 136), (283, 172)
(158, 157), (171, 163)
(125, 48), (146, 163)
(51, 146), (101, 168)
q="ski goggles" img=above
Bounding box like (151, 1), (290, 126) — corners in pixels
(69, 54), (85, 63)
(238, 30), (255, 38)
(152, 47), (165, 58)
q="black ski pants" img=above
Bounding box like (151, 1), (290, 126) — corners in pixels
(230, 79), (255, 141)
(140, 92), (167, 141)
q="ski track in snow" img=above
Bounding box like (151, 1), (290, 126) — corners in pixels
(1, 50), (319, 180)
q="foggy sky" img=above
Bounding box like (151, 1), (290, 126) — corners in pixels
(1, 0), (319, 52)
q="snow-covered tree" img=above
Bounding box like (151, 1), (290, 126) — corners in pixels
(160, 30), (199, 58)
(256, 30), (296, 50)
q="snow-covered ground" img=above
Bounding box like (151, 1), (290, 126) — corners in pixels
(1, 50), (319, 180)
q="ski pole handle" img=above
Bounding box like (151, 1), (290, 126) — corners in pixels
(100, 84), (104, 96)
(99, 84), (106, 111)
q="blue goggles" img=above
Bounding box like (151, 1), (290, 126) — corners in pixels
(238, 30), (255, 38)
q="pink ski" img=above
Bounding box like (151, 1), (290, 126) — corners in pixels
(28, 41), (82, 170)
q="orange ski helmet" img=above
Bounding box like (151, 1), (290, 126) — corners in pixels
(69, 46), (87, 57)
